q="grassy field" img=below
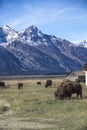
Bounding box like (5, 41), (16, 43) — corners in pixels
(0, 77), (87, 130)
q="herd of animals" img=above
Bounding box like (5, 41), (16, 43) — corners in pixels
(37, 79), (83, 100)
(0, 78), (84, 100)
(0, 81), (23, 90)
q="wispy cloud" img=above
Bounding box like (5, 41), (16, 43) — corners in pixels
(66, 31), (87, 43)
(1, 1), (87, 42)
(6, 4), (87, 31)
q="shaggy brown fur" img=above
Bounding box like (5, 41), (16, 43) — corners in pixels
(45, 80), (52, 88)
(57, 79), (70, 92)
(58, 82), (82, 100)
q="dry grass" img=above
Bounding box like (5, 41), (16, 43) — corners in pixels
(0, 77), (87, 130)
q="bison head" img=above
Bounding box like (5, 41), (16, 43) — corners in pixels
(54, 91), (64, 100)
(58, 93), (64, 100)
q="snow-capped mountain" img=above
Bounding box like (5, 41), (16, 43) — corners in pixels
(0, 25), (19, 43)
(0, 25), (87, 75)
(77, 40), (87, 48)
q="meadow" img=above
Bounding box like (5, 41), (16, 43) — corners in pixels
(0, 77), (87, 130)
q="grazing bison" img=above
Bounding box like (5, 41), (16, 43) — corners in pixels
(45, 80), (52, 88)
(54, 80), (83, 100)
(0, 82), (5, 89)
(57, 82), (82, 100)
(18, 83), (23, 90)
(37, 81), (41, 85)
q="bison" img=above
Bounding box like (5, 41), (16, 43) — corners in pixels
(45, 80), (52, 88)
(18, 83), (23, 90)
(37, 81), (41, 85)
(54, 81), (82, 100)
(0, 81), (5, 89)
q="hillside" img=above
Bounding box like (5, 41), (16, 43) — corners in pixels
(0, 25), (87, 75)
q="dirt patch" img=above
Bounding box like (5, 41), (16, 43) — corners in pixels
(0, 117), (56, 130)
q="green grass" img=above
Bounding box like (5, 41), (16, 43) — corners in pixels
(0, 78), (87, 130)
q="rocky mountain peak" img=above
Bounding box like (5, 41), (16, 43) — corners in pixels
(1, 25), (19, 43)
(79, 40), (87, 48)
(0, 25), (87, 75)
(23, 25), (42, 37)
(27, 25), (38, 30)
(2, 25), (14, 33)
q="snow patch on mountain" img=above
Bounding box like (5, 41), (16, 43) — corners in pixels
(78, 40), (87, 48)
(1, 25), (19, 43)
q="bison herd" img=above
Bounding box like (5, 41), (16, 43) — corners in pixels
(36, 79), (83, 100)
(0, 81), (23, 90)
(0, 78), (85, 100)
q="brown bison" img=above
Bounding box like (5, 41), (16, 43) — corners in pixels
(0, 81), (5, 89)
(45, 80), (52, 88)
(37, 81), (41, 85)
(57, 79), (70, 92)
(18, 83), (23, 90)
(54, 81), (82, 100)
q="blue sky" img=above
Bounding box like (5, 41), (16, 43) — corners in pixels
(0, 0), (87, 43)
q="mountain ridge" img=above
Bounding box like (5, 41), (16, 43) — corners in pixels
(0, 25), (87, 75)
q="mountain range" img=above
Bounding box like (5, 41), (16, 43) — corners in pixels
(0, 25), (87, 75)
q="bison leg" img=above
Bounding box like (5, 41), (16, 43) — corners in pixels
(76, 92), (83, 99)
(80, 92), (83, 99)
(76, 93), (79, 99)
(68, 95), (71, 100)
(1, 85), (5, 89)
(68, 93), (72, 100)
